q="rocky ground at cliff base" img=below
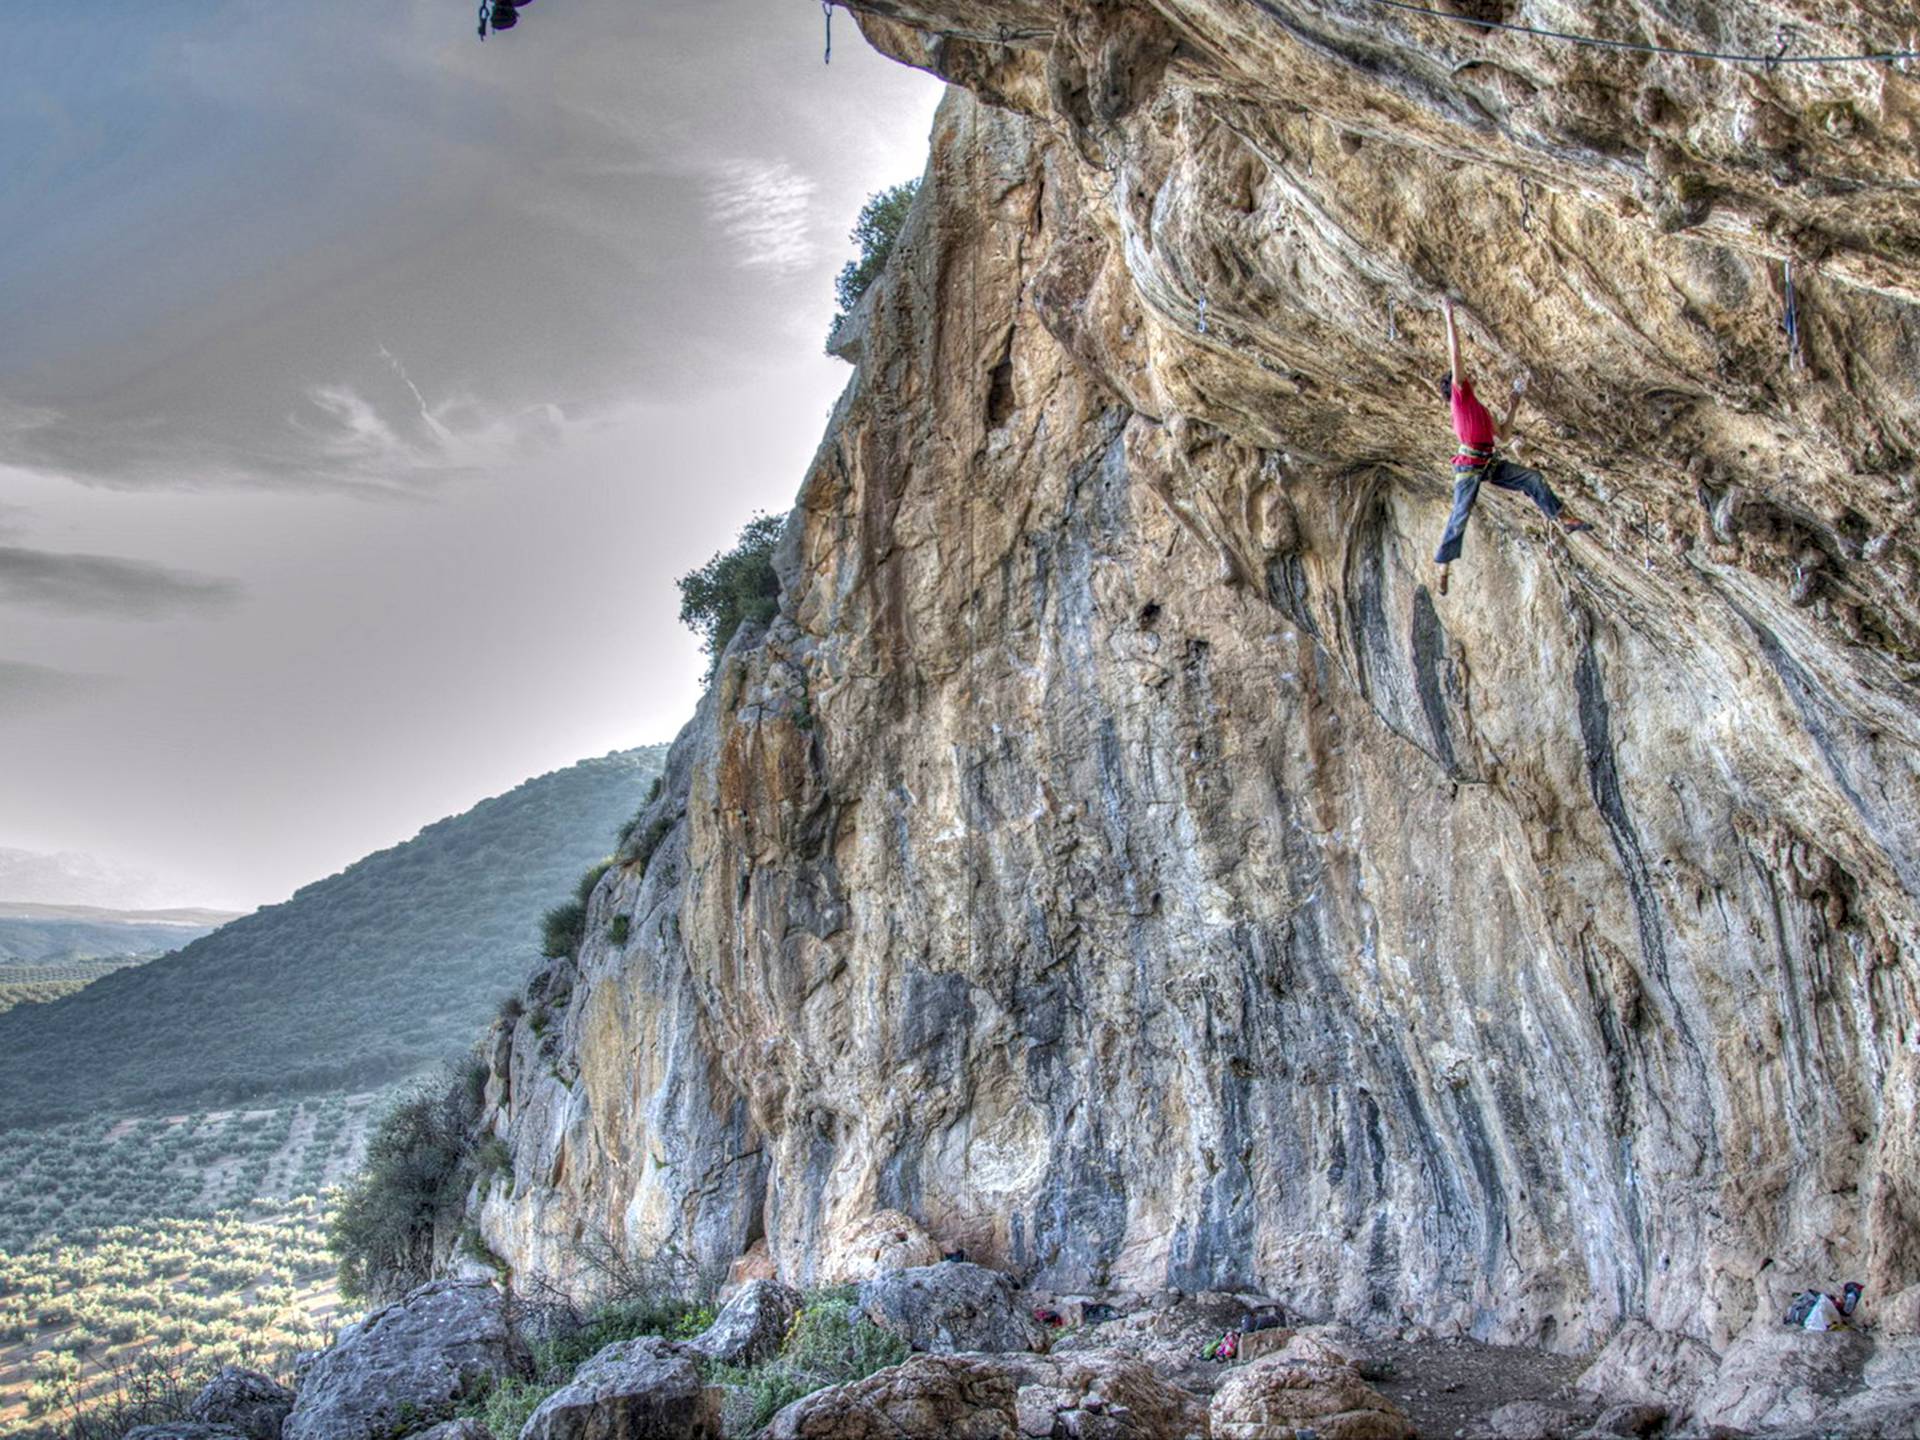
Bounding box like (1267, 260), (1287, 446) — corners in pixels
(117, 1266), (1920, 1439)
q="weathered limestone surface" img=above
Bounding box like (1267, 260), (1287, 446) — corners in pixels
(1211, 1357), (1413, 1439)
(282, 1279), (530, 1440)
(465, 0), (1920, 1376)
(184, 1367), (295, 1440)
(860, 1262), (1047, 1353)
(518, 1337), (720, 1440)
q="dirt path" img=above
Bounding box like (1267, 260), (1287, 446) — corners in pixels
(1365, 1337), (1592, 1438)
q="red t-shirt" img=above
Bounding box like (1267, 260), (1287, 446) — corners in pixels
(1450, 379), (1495, 465)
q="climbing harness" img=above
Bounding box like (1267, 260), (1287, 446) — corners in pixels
(1323, 0), (1920, 66)
(823, 1), (834, 64)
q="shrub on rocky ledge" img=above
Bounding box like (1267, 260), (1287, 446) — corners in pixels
(708, 1288), (910, 1435)
(327, 1077), (481, 1302)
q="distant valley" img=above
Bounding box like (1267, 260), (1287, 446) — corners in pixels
(0, 744), (667, 1129)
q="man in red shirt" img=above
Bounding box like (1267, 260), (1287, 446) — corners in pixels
(1433, 296), (1588, 594)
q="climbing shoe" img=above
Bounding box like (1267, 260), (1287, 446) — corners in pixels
(1559, 514), (1592, 535)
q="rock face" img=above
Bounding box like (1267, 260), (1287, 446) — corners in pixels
(185, 1367), (295, 1440)
(122, 1427), (249, 1440)
(859, 1263), (1046, 1353)
(465, 0), (1920, 1369)
(519, 1337), (720, 1440)
(282, 1279), (531, 1440)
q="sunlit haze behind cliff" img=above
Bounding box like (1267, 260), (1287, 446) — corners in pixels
(0, 0), (942, 910)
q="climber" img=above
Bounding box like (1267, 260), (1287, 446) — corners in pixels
(1433, 295), (1589, 594)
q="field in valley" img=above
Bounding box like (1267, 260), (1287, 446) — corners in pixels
(0, 1094), (387, 1438)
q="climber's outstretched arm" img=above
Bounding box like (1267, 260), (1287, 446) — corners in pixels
(1442, 295), (1465, 389)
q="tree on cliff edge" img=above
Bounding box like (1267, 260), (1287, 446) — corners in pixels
(678, 512), (783, 680)
(827, 179), (920, 347)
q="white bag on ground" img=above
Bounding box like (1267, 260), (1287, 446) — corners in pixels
(1804, 1294), (1845, 1330)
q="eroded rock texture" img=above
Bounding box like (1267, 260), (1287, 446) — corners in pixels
(466, 0), (1920, 1359)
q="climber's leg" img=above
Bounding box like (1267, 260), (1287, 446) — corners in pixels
(1485, 459), (1560, 518)
(1434, 467), (1484, 567)
(1487, 460), (1592, 533)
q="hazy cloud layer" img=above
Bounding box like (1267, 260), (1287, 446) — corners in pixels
(0, 661), (102, 720)
(0, 547), (240, 619)
(0, 0), (941, 908)
(0, 2), (939, 496)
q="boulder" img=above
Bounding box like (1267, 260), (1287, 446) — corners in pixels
(1004, 1351), (1210, 1438)
(681, 1278), (802, 1367)
(859, 1263), (1044, 1354)
(821, 1210), (944, 1283)
(1578, 1402), (1667, 1437)
(1691, 1325), (1872, 1432)
(1050, 1292), (1249, 1369)
(123, 1427), (250, 1440)
(1210, 1358), (1414, 1440)
(518, 1336), (719, 1440)
(186, 1366), (296, 1440)
(764, 1355), (1019, 1439)
(282, 1279), (532, 1440)
(1485, 1399), (1585, 1439)
(409, 1423), (495, 1440)
(1811, 1385), (1920, 1438)
(1258, 1324), (1386, 1378)
(1574, 1319), (1721, 1412)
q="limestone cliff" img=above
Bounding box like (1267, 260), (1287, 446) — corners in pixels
(464, 0), (1920, 1358)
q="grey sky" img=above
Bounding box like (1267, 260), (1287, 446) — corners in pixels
(0, 0), (941, 909)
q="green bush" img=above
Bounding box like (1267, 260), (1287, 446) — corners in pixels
(539, 902), (586, 961)
(326, 1079), (478, 1302)
(710, 1290), (909, 1434)
(538, 1296), (715, 1377)
(607, 915), (631, 947)
(541, 859), (613, 960)
(619, 813), (673, 872)
(468, 1376), (558, 1440)
(828, 180), (921, 343)
(677, 514), (784, 681)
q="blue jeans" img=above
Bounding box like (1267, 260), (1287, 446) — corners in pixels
(1434, 458), (1564, 564)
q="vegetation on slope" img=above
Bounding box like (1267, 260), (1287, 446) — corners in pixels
(0, 959), (149, 1017)
(0, 915), (223, 966)
(0, 1200), (337, 1439)
(0, 1096), (380, 1254)
(0, 747), (667, 1130)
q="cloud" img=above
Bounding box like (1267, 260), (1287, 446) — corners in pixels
(0, 547), (240, 620)
(705, 158), (821, 276)
(0, 661), (103, 720)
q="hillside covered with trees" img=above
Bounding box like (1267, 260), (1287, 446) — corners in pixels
(0, 747), (666, 1129)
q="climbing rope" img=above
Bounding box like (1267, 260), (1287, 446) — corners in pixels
(822, 0), (834, 64)
(1783, 261), (1808, 372)
(1320, 0), (1920, 67)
